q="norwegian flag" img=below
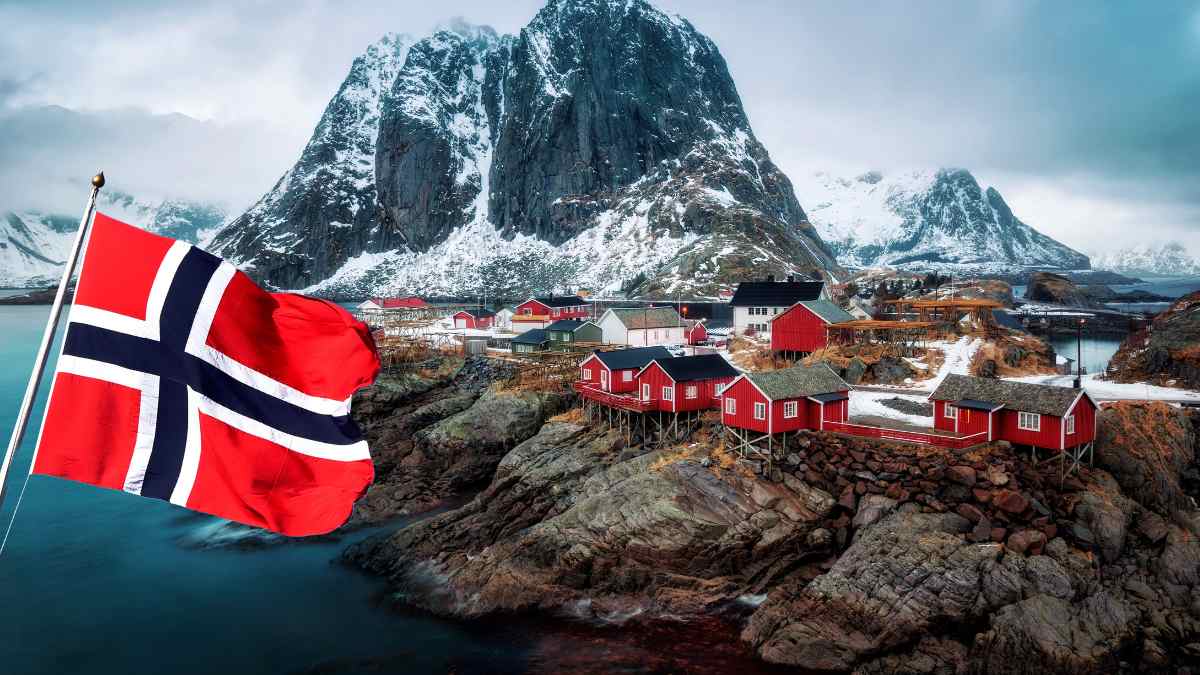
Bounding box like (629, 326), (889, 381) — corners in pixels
(31, 213), (379, 536)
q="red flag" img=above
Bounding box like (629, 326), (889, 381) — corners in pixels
(31, 213), (379, 536)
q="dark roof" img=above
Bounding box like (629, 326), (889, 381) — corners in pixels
(650, 354), (739, 382)
(546, 319), (586, 332)
(606, 307), (684, 329)
(532, 296), (588, 308)
(512, 329), (549, 345)
(459, 308), (495, 318)
(774, 299), (853, 324)
(810, 391), (850, 403)
(746, 365), (848, 400)
(957, 398), (1003, 412)
(930, 374), (1085, 416)
(730, 281), (824, 307)
(592, 346), (673, 371)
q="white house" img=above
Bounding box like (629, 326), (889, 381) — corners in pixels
(357, 299), (383, 311)
(494, 307), (514, 331)
(596, 307), (687, 346)
(729, 279), (826, 334)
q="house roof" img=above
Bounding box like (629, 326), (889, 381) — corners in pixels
(606, 307), (684, 329)
(546, 319), (587, 332)
(773, 299), (854, 324)
(729, 281), (824, 307)
(651, 354), (739, 382)
(592, 346), (673, 371)
(512, 329), (549, 345)
(809, 391), (850, 403)
(375, 296), (427, 309)
(929, 374), (1086, 416)
(529, 295), (588, 308)
(746, 364), (848, 400)
(457, 308), (495, 318)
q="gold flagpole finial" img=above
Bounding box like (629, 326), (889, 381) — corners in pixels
(92, 171), (105, 189)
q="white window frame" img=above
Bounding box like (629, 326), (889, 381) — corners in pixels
(1065, 414), (1075, 435)
(583, 367), (592, 380)
(662, 386), (674, 401)
(622, 370), (632, 382)
(714, 382), (725, 396)
(944, 404), (958, 420)
(725, 397), (736, 414)
(754, 402), (767, 420)
(783, 401), (798, 418)
(685, 385), (697, 399)
(1017, 411), (1041, 432)
(641, 383), (650, 401)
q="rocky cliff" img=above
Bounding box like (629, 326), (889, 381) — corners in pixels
(343, 370), (1200, 673)
(211, 0), (839, 298)
(1107, 291), (1200, 390)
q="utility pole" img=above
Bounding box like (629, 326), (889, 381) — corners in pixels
(1074, 318), (1085, 389)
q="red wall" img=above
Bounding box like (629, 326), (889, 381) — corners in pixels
(721, 377), (771, 433)
(933, 397), (1080, 450)
(453, 312), (493, 329)
(516, 299), (589, 319)
(610, 367), (639, 393)
(1063, 395), (1096, 448)
(579, 355), (604, 389)
(637, 362), (732, 413)
(770, 304), (829, 353)
(819, 397), (849, 426)
(687, 323), (707, 345)
(721, 379), (840, 433)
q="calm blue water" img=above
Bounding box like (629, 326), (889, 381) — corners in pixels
(0, 304), (533, 674)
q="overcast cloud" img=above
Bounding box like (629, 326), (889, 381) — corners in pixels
(1, 0), (1197, 255)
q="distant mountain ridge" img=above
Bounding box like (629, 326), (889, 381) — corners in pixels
(0, 191), (225, 287)
(210, 0), (840, 299)
(797, 169), (1090, 275)
(1091, 242), (1200, 277)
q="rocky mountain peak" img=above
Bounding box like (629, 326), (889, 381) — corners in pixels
(213, 0), (838, 298)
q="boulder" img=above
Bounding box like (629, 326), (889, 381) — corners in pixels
(852, 495), (898, 530)
(947, 465), (977, 487)
(1071, 473), (1133, 563)
(993, 490), (1029, 515)
(1094, 402), (1196, 518)
(844, 357), (867, 385)
(970, 592), (1135, 674)
(743, 512), (995, 671)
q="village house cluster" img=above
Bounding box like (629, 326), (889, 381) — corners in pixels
(361, 276), (1097, 475)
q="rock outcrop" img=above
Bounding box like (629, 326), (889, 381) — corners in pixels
(1106, 292), (1200, 390)
(1024, 272), (1105, 308)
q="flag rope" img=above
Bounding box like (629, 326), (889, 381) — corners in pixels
(0, 472), (33, 556)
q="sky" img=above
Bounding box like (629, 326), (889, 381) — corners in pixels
(0, 0), (1197, 257)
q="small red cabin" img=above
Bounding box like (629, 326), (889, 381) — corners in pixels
(452, 309), (495, 329)
(684, 320), (708, 345)
(514, 296), (591, 324)
(769, 300), (854, 355)
(928, 375), (1097, 450)
(635, 354), (739, 413)
(579, 346), (673, 394)
(721, 365), (850, 435)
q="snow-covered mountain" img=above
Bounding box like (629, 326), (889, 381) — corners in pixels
(796, 169), (1090, 274)
(211, 0), (839, 299)
(1091, 242), (1200, 277)
(1, 191), (225, 287)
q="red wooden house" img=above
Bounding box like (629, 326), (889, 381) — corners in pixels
(513, 296), (591, 330)
(579, 346), (673, 394)
(452, 309), (495, 329)
(720, 364), (850, 435)
(373, 296), (428, 309)
(635, 354), (739, 413)
(928, 375), (1097, 451)
(769, 300), (854, 355)
(684, 319), (708, 345)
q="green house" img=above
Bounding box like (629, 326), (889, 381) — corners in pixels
(511, 328), (550, 354)
(545, 320), (603, 350)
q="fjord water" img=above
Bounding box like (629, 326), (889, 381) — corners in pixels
(0, 302), (531, 675)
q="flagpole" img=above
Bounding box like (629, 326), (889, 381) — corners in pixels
(0, 172), (105, 512)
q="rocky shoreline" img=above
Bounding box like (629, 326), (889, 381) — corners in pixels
(346, 357), (1200, 673)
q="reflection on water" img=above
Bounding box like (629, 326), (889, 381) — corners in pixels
(1047, 333), (1124, 376)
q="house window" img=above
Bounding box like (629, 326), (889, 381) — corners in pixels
(623, 370), (632, 381)
(783, 401), (798, 418)
(641, 383), (650, 401)
(686, 385), (697, 399)
(754, 402), (767, 420)
(714, 382), (725, 396)
(1065, 414), (1076, 435)
(1018, 411), (1041, 431)
(725, 397), (736, 414)
(945, 405), (957, 420)
(662, 386), (674, 401)
(583, 368), (592, 380)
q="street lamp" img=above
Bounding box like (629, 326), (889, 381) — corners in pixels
(1074, 318), (1085, 389)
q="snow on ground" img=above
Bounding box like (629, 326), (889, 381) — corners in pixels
(849, 392), (933, 428)
(872, 336), (982, 392)
(1008, 373), (1200, 402)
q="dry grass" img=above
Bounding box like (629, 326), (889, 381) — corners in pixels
(549, 407), (584, 424)
(650, 444), (700, 472)
(729, 336), (783, 371)
(969, 334), (1058, 378)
